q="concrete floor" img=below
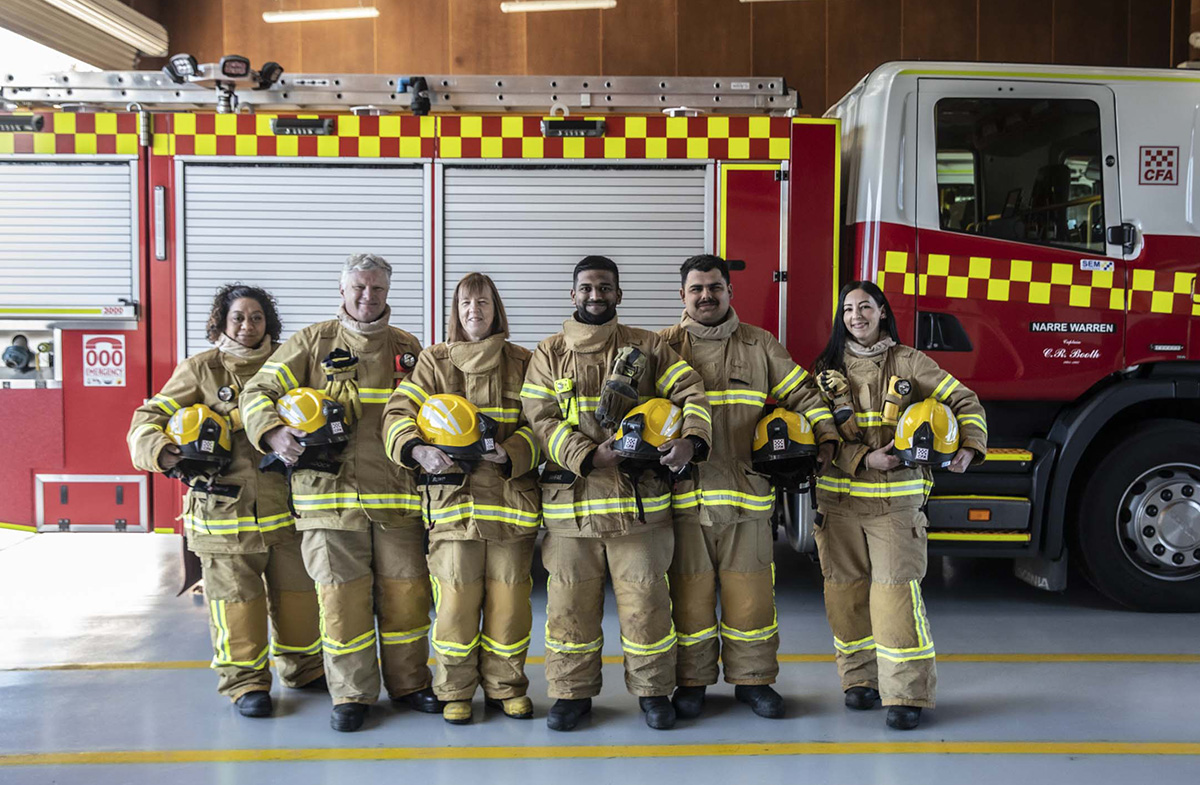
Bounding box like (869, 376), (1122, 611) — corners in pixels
(0, 528), (1197, 784)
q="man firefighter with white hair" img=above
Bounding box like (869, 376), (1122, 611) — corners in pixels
(242, 253), (438, 733)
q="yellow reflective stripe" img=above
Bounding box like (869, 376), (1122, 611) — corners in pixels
(210, 600), (230, 664)
(481, 634), (531, 657)
(621, 627), (677, 656)
(682, 402), (711, 424)
(815, 477), (933, 498)
(133, 423), (163, 436)
(656, 360), (691, 396)
(706, 389), (768, 406)
(386, 417), (416, 458)
(360, 494), (420, 510)
(397, 380), (428, 406)
(855, 411), (884, 426)
(425, 501), (541, 528)
(323, 629), (378, 655)
(480, 406), (521, 423)
(771, 365), (809, 399)
(720, 620), (779, 642)
(959, 414), (988, 432)
(677, 625), (718, 647)
(933, 374), (960, 401)
(513, 425), (539, 468)
(381, 624), (431, 645)
(547, 422), (572, 466)
(695, 489), (775, 511)
(577, 395), (602, 413)
(357, 387), (393, 404)
(150, 394), (180, 415)
(212, 645), (269, 670)
(270, 637), (321, 656)
(876, 642), (936, 662)
(544, 624), (603, 654)
(833, 635), (877, 654)
(246, 395), (274, 415)
(805, 406), (833, 423)
(543, 493), (672, 519)
(672, 490), (701, 509)
(911, 580), (932, 649)
(262, 362), (298, 392)
(431, 632), (480, 657)
(520, 383), (554, 400)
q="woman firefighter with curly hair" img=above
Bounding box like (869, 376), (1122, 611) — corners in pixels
(128, 284), (325, 716)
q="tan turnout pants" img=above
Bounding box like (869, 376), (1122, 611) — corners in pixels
(427, 537), (536, 702)
(300, 523), (433, 706)
(669, 514), (779, 686)
(813, 509), (937, 708)
(200, 540), (324, 701)
(543, 527), (677, 700)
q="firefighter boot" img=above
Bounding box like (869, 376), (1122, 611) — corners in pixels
(671, 685), (706, 719)
(639, 696), (677, 730)
(443, 701), (473, 725)
(547, 698), (592, 731)
(234, 690), (272, 718)
(845, 686), (881, 710)
(887, 705), (922, 730)
(395, 687), (444, 714)
(330, 702), (369, 732)
(485, 696), (534, 719)
(734, 685), (785, 719)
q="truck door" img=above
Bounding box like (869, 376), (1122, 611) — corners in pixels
(718, 162), (782, 338)
(914, 80), (1125, 401)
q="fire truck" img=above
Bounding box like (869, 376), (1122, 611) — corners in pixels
(1, 58), (1197, 612)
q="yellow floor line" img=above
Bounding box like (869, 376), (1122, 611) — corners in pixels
(4, 652), (1198, 672)
(2, 741), (1198, 766)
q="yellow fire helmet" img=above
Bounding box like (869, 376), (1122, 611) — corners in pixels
(894, 398), (959, 468)
(165, 403), (233, 479)
(417, 394), (498, 460)
(613, 398), (683, 463)
(751, 409), (817, 488)
(277, 387), (350, 446)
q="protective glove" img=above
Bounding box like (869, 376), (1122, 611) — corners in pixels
(816, 369), (861, 442)
(321, 348), (363, 426)
(595, 346), (647, 431)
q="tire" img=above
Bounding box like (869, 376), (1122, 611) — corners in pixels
(1072, 419), (1200, 612)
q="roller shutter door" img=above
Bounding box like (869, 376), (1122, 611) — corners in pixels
(0, 160), (136, 318)
(442, 166), (708, 348)
(181, 163), (426, 357)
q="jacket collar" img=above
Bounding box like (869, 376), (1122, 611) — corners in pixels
(337, 305), (391, 350)
(562, 314), (619, 353)
(681, 308), (740, 342)
(449, 333), (506, 373)
(214, 333), (274, 371)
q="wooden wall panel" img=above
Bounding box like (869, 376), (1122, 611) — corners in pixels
(159, 0), (225, 64)
(448, 0), (525, 74)
(375, 0), (449, 74)
(527, 10), (601, 75)
(827, 0), (901, 105)
(978, 0), (1052, 63)
(903, 0), (977, 61)
(752, 0), (827, 113)
(224, 0), (301, 72)
(600, 0), (676, 76)
(677, 0), (752, 76)
(1129, 0), (1174, 67)
(298, 0), (375, 72)
(1053, 0), (1127, 66)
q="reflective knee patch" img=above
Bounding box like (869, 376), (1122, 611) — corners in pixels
(317, 574), (377, 656)
(270, 589), (322, 657)
(872, 579), (935, 663)
(377, 575), (432, 648)
(210, 595), (269, 670)
(430, 575), (483, 658)
(481, 577), (532, 658)
(718, 564), (778, 642)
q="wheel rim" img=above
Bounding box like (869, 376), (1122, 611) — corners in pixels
(1116, 462), (1200, 582)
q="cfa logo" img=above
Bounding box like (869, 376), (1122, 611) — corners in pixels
(772, 438), (786, 451)
(1140, 146), (1178, 185)
(915, 447), (930, 461)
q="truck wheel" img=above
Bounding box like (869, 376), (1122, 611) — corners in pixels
(1073, 419), (1200, 611)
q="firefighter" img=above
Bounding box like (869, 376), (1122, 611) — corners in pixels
(811, 281), (987, 730)
(127, 285), (324, 717)
(521, 256), (712, 732)
(381, 273), (540, 726)
(242, 254), (438, 733)
(659, 254), (839, 720)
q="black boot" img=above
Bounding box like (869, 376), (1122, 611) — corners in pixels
(639, 696), (677, 730)
(394, 687), (443, 714)
(547, 698), (592, 731)
(234, 690), (272, 718)
(330, 702), (369, 732)
(844, 686), (881, 711)
(734, 685), (785, 719)
(886, 705), (922, 730)
(671, 685), (706, 719)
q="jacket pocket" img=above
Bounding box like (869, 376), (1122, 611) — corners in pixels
(184, 484), (246, 537)
(290, 466), (346, 521)
(419, 473), (470, 530)
(540, 468), (579, 531)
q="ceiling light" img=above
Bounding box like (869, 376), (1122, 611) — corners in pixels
(500, 1), (617, 13)
(263, 6), (380, 23)
(738, 0), (808, 3)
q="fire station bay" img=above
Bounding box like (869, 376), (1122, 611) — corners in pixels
(2, 2), (1200, 784)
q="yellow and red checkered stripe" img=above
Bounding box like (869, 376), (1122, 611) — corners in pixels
(878, 251), (1199, 316)
(437, 115), (792, 159)
(154, 113), (436, 158)
(0, 112), (140, 155)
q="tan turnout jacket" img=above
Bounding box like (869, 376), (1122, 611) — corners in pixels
(521, 316), (712, 538)
(660, 309), (839, 525)
(382, 333), (540, 541)
(241, 309), (423, 531)
(128, 343), (294, 554)
(815, 343), (988, 516)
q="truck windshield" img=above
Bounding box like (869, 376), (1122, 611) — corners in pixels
(935, 97), (1105, 253)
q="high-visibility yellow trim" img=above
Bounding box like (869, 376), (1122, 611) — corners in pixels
(544, 625), (603, 654)
(930, 494), (1027, 502)
(481, 634), (531, 657)
(933, 374), (960, 402)
(270, 637), (321, 656)
(706, 389), (768, 406)
(480, 406), (521, 424)
(682, 402), (711, 424)
(261, 362), (298, 392)
(356, 387), (393, 404)
(815, 477), (933, 498)
(513, 425), (539, 469)
(771, 365), (809, 399)
(424, 500), (541, 528)
(397, 380), (428, 406)
(293, 493), (420, 512)
(431, 633), (480, 657)
(805, 406), (833, 423)
(677, 625), (718, 647)
(547, 421), (573, 466)
(543, 493), (672, 519)
(833, 635), (876, 655)
(184, 512), (295, 536)
(673, 488), (774, 512)
(928, 531), (1033, 542)
(958, 413), (987, 432)
(323, 629), (378, 655)
(245, 395), (274, 415)
(720, 620), (778, 643)
(621, 628), (678, 656)
(0, 521), (38, 533)
(656, 360), (691, 396)
(520, 383), (554, 400)
(984, 449), (1033, 462)
(381, 624), (431, 646)
(150, 394), (181, 415)
(855, 411), (884, 427)
(386, 416), (416, 458)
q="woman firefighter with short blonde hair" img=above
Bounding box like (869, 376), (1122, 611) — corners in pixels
(811, 281), (987, 730)
(381, 273), (541, 725)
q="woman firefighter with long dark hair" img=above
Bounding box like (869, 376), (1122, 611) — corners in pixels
(128, 284), (325, 717)
(810, 281), (987, 730)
